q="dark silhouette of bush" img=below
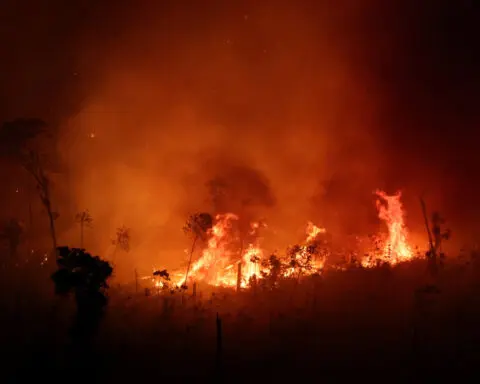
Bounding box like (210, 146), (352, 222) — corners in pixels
(51, 246), (113, 342)
(260, 254), (285, 289)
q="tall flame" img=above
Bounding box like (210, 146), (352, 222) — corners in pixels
(186, 213), (239, 286)
(155, 190), (416, 289)
(362, 190), (413, 267)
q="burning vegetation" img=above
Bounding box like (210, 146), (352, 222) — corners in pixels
(0, 109), (475, 383)
(150, 189), (417, 293)
(1, 1), (478, 379)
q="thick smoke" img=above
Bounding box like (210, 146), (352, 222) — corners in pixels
(1, 1), (478, 278)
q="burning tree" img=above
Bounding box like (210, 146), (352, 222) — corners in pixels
(287, 244), (316, 281)
(182, 212), (213, 288)
(0, 118), (60, 259)
(51, 246), (113, 342)
(283, 221), (327, 282)
(75, 210), (93, 248)
(260, 254), (285, 289)
(152, 268), (178, 293)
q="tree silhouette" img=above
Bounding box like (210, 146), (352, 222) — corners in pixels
(431, 212), (450, 270)
(260, 254), (284, 289)
(420, 197), (451, 276)
(111, 225), (130, 263)
(287, 244), (317, 282)
(182, 212), (213, 288)
(0, 118), (59, 258)
(51, 246), (113, 343)
(75, 210), (93, 248)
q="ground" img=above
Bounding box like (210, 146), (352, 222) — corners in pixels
(2, 257), (480, 382)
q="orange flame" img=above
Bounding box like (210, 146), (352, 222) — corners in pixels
(306, 221), (326, 243)
(172, 216), (327, 289)
(152, 190), (416, 290)
(362, 190), (413, 267)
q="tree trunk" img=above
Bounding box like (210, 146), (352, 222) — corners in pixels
(32, 199), (57, 263)
(420, 198), (437, 277)
(80, 222), (84, 248)
(236, 262), (242, 292)
(22, 156), (57, 261)
(183, 234), (198, 288)
(46, 205), (57, 261)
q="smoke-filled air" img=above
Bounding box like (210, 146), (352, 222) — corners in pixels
(0, 1), (479, 381)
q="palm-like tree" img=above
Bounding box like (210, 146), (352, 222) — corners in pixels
(111, 225), (130, 263)
(75, 210), (93, 248)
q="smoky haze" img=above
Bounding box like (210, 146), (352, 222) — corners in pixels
(1, 1), (478, 279)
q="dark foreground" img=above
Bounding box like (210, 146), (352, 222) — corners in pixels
(2, 258), (480, 383)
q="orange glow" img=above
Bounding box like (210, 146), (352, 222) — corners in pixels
(362, 190), (414, 267)
(169, 217), (327, 289)
(306, 221), (326, 242)
(145, 190), (418, 290)
(176, 213), (240, 287)
(119, 191), (420, 288)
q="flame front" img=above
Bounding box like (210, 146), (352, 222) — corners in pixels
(156, 190), (416, 290)
(172, 217), (326, 289)
(187, 213), (239, 286)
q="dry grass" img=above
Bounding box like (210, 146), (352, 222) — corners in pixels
(2, 253), (480, 382)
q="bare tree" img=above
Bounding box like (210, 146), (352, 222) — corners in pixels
(0, 119), (59, 259)
(182, 212), (213, 288)
(75, 210), (93, 248)
(420, 197), (450, 276)
(111, 225), (130, 263)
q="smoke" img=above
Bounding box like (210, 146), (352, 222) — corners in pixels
(1, 1), (478, 277)
(203, 158), (276, 212)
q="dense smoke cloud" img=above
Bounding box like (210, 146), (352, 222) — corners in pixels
(0, 1), (478, 277)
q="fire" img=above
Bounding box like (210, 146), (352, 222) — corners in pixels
(306, 221), (326, 243)
(172, 218), (326, 289)
(149, 189), (416, 291)
(284, 222), (327, 277)
(185, 213), (239, 287)
(362, 190), (413, 267)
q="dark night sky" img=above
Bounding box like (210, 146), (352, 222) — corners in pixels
(0, 0), (479, 244)
(0, 1), (477, 123)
